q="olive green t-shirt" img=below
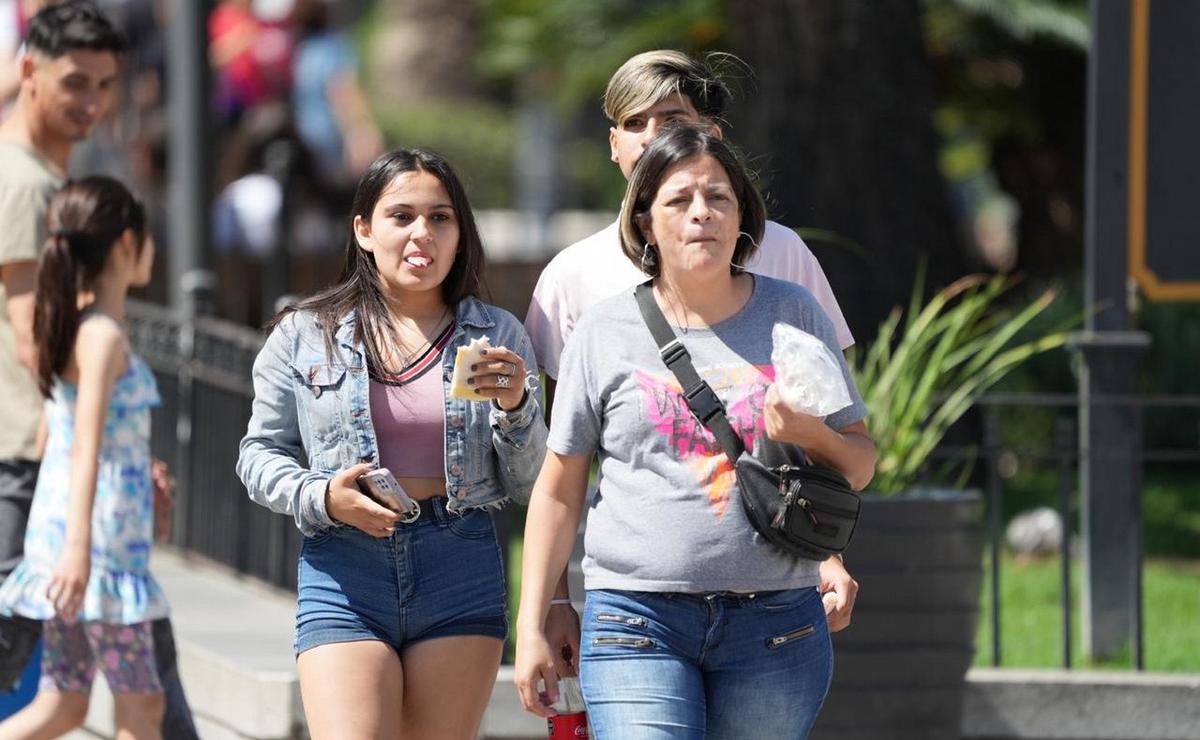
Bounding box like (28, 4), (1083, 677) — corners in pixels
(0, 140), (64, 461)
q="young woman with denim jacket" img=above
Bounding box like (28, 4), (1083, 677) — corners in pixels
(236, 149), (547, 739)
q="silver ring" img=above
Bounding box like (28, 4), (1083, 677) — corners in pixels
(496, 374), (511, 389)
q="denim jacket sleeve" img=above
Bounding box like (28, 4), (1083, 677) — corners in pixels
(488, 329), (548, 505)
(235, 315), (338, 536)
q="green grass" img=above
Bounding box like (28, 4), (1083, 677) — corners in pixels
(969, 465), (1200, 670)
(976, 552), (1200, 672)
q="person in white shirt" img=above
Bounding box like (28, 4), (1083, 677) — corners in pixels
(526, 51), (854, 381)
(523, 51), (861, 657)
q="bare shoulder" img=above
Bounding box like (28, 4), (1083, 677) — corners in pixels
(73, 314), (130, 379)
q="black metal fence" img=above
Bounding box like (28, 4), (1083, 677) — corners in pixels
(129, 299), (305, 589)
(929, 393), (1200, 671)
(128, 299), (1199, 668)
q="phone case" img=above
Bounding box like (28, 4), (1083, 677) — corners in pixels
(357, 468), (421, 523)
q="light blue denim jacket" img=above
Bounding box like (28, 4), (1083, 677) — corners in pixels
(236, 297), (548, 536)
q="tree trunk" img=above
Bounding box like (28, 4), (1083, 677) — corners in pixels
(728, 0), (964, 344)
(369, 0), (480, 102)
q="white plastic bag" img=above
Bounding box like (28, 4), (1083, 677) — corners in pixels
(770, 322), (853, 417)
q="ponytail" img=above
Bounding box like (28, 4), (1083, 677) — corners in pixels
(32, 177), (147, 397)
(34, 231), (84, 397)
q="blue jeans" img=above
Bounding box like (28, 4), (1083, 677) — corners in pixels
(579, 588), (832, 740)
(295, 498), (508, 655)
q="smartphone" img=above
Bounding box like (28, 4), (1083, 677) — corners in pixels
(357, 468), (421, 523)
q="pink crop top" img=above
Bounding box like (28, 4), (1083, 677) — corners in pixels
(369, 324), (454, 478)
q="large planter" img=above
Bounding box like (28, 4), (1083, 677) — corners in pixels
(810, 490), (983, 740)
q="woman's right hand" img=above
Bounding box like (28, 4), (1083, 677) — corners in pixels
(47, 545), (90, 623)
(514, 627), (561, 718)
(324, 463), (401, 537)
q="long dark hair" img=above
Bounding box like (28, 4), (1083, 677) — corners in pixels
(619, 123), (766, 277)
(273, 148), (485, 371)
(35, 176), (147, 397)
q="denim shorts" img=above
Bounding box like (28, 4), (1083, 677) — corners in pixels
(579, 587), (833, 740)
(295, 498), (508, 655)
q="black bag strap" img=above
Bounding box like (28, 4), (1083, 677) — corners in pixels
(634, 281), (746, 462)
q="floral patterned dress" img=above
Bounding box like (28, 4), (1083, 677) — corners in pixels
(0, 353), (168, 624)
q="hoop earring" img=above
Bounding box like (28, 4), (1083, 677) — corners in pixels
(641, 243), (655, 274)
(732, 231), (760, 271)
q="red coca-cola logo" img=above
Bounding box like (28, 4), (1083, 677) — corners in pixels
(547, 712), (589, 739)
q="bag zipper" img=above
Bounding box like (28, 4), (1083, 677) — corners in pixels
(769, 466), (859, 529)
(801, 497), (859, 518)
(797, 498), (821, 527)
(771, 471), (797, 529)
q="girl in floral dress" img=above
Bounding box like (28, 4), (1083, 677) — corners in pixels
(0, 176), (166, 739)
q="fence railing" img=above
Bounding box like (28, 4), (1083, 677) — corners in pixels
(129, 299), (305, 588)
(128, 299), (1200, 668)
(928, 393), (1200, 671)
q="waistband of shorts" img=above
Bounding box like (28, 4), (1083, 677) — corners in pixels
(408, 495), (466, 525)
(415, 496), (442, 520)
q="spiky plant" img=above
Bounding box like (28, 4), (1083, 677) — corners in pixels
(852, 269), (1071, 494)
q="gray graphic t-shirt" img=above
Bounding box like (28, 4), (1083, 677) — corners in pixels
(549, 276), (868, 593)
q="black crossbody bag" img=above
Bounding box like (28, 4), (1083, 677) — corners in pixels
(634, 282), (860, 561)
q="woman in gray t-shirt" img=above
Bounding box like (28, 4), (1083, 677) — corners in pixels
(514, 126), (877, 739)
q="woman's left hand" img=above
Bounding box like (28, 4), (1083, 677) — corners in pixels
(763, 384), (827, 448)
(468, 346), (527, 411)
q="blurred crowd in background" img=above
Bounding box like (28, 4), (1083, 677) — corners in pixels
(0, 0), (380, 324)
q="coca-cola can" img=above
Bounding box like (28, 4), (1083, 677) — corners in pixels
(547, 711), (589, 739)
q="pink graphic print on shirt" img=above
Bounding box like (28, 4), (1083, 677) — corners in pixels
(633, 364), (776, 517)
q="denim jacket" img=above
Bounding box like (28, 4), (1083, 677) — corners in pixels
(236, 297), (548, 537)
